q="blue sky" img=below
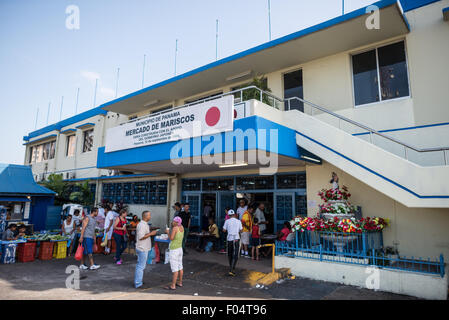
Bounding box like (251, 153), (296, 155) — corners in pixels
(0, 0), (373, 164)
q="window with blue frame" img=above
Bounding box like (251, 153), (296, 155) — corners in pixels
(101, 180), (168, 205)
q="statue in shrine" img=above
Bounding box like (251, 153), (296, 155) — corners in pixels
(330, 172), (339, 190)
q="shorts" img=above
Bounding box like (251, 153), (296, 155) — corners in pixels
(169, 247), (183, 273)
(251, 237), (261, 247)
(241, 232), (251, 245)
(83, 238), (94, 255)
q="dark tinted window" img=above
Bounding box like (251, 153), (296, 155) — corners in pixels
(378, 41), (409, 101)
(352, 50), (379, 105)
(283, 70), (303, 111)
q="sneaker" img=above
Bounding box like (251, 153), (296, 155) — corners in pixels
(79, 264), (88, 270)
(219, 249), (226, 254)
(228, 271), (236, 277)
(116, 259), (122, 265)
(89, 264), (100, 270)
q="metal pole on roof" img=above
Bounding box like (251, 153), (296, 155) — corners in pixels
(216, 19), (219, 61)
(115, 68), (120, 98)
(174, 39), (178, 76)
(46, 102), (51, 125)
(59, 96), (64, 120)
(75, 87), (80, 114)
(342, 0), (344, 15)
(142, 54), (146, 88)
(93, 78), (98, 108)
(268, 0), (272, 41)
(34, 108), (39, 129)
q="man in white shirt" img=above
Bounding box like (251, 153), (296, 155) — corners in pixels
(254, 203), (268, 234)
(134, 210), (158, 289)
(236, 199), (248, 220)
(222, 209), (242, 276)
(103, 206), (118, 254)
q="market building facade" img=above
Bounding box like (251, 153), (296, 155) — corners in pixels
(23, 0), (449, 270)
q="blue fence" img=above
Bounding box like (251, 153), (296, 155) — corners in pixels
(275, 230), (445, 277)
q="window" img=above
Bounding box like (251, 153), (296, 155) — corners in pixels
(66, 135), (76, 157)
(29, 141), (55, 163)
(82, 129), (94, 153)
(352, 41), (409, 106)
(283, 70), (303, 111)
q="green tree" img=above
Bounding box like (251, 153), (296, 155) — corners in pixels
(69, 180), (94, 207)
(41, 173), (71, 206)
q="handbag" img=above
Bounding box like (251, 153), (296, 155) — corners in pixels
(74, 244), (84, 261)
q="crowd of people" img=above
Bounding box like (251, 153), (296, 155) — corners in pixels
(55, 198), (294, 289)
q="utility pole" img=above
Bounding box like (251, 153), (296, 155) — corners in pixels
(174, 39), (178, 76)
(142, 54), (146, 88)
(93, 78), (98, 108)
(115, 68), (120, 98)
(59, 96), (64, 120)
(342, 0), (345, 15)
(268, 0), (272, 41)
(46, 102), (51, 125)
(216, 19), (219, 61)
(75, 87), (80, 114)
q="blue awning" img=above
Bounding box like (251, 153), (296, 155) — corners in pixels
(0, 196), (31, 202)
(0, 164), (55, 196)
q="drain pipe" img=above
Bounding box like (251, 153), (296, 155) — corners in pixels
(166, 173), (178, 226)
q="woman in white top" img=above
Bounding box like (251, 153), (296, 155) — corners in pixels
(62, 215), (75, 256)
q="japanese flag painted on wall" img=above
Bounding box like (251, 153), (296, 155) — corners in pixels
(200, 95), (234, 136)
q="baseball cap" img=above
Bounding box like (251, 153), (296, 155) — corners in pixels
(228, 209), (236, 216)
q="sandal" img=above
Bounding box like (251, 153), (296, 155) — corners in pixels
(164, 286), (176, 291)
(176, 283), (183, 287)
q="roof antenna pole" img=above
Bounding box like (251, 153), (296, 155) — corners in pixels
(59, 96), (64, 120)
(174, 39), (178, 76)
(115, 68), (120, 98)
(342, 0), (344, 15)
(46, 101), (51, 125)
(142, 54), (146, 88)
(75, 87), (80, 115)
(268, 0), (272, 41)
(34, 107), (39, 129)
(93, 78), (98, 108)
(216, 19), (219, 61)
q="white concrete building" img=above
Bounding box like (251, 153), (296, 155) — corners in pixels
(23, 0), (449, 298)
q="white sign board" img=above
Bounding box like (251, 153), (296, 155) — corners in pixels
(105, 95), (234, 153)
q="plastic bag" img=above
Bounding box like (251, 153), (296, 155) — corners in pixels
(100, 233), (108, 247)
(164, 249), (170, 264)
(154, 244), (160, 263)
(205, 241), (213, 252)
(74, 244), (84, 261)
(147, 247), (156, 265)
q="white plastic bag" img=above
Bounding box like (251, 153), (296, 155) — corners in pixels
(164, 249), (170, 264)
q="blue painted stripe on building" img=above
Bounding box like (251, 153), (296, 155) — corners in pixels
(400, 0), (441, 12)
(24, 134), (57, 145)
(295, 130), (449, 199)
(75, 122), (95, 129)
(352, 121), (449, 136)
(97, 116), (302, 169)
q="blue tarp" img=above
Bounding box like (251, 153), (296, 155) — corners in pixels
(0, 163), (55, 196)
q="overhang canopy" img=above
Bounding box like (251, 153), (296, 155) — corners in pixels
(101, 0), (409, 115)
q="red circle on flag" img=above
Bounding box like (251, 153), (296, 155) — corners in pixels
(205, 106), (220, 126)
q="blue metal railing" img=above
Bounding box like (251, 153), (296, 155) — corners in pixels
(276, 230), (445, 277)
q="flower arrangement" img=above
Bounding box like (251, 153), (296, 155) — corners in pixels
(290, 216), (389, 234)
(318, 185), (351, 202)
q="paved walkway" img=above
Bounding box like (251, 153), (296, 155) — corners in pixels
(0, 250), (418, 300)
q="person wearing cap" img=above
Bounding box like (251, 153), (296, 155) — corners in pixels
(165, 216), (185, 291)
(222, 209), (242, 276)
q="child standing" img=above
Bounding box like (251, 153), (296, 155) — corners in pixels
(251, 218), (261, 261)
